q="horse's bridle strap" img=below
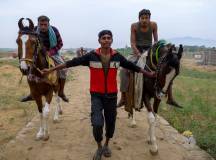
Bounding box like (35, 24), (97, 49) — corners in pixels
(155, 46), (160, 63)
(20, 58), (33, 62)
(19, 58), (42, 74)
(150, 49), (157, 70)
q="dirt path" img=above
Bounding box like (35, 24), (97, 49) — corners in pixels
(0, 67), (214, 160)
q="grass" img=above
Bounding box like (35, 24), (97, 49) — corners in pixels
(0, 58), (75, 147)
(180, 66), (216, 80)
(66, 70), (76, 81)
(0, 60), (36, 146)
(0, 59), (19, 67)
(159, 66), (216, 158)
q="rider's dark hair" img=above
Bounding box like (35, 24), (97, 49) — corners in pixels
(98, 30), (113, 39)
(139, 9), (151, 19)
(38, 15), (50, 22)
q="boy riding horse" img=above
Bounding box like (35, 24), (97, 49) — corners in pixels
(118, 9), (182, 108)
(20, 15), (69, 102)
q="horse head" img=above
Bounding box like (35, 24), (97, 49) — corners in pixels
(16, 18), (39, 75)
(154, 44), (183, 99)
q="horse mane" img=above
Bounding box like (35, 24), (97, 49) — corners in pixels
(30, 38), (48, 76)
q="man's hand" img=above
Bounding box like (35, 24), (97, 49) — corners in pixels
(149, 71), (156, 78)
(136, 52), (141, 57)
(140, 69), (156, 78)
(41, 68), (52, 76)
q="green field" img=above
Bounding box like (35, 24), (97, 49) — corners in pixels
(159, 66), (216, 158)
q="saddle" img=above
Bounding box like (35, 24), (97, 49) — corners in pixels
(125, 51), (148, 113)
(45, 56), (58, 86)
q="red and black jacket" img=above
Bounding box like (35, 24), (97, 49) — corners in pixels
(66, 48), (141, 94)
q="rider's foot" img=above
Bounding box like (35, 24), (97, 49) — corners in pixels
(166, 100), (183, 108)
(20, 95), (34, 102)
(59, 94), (69, 102)
(117, 99), (125, 108)
(117, 92), (126, 108)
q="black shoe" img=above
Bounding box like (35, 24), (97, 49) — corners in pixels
(20, 95), (34, 102)
(59, 94), (69, 102)
(167, 100), (183, 108)
(102, 145), (112, 157)
(93, 148), (103, 160)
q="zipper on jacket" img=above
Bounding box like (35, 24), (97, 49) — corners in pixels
(98, 54), (111, 94)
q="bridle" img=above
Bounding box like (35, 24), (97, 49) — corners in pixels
(148, 44), (178, 97)
(18, 31), (43, 75)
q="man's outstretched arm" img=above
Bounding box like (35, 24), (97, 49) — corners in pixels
(41, 53), (91, 75)
(119, 54), (155, 78)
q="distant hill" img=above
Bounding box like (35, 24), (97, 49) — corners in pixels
(0, 48), (17, 58)
(167, 37), (216, 47)
(0, 48), (16, 52)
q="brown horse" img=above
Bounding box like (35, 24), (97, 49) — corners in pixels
(125, 41), (183, 154)
(16, 18), (63, 140)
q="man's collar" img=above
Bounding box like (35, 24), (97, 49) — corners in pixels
(95, 48), (116, 55)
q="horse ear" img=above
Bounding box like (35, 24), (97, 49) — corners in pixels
(177, 44), (183, 59)
(26, 18), (34, 31)
(168, 45), (173, 53)
(18, 18), (24, 30)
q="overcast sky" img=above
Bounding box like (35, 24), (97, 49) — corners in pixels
(0, 0), (215, 48)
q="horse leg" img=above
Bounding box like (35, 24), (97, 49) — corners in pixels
(143, 95), (152, 143)
(43, 92), (53, 141)
(58, 99), (63, 115)
(147, 111), (158, 155)
(53, 95), (61, 123)
(153, 97), (161, 114)
(35, 97), (44, 140)
(56, 81), (63, 115)
(129, 109), (137, 128)
(143, 96), (158, 154)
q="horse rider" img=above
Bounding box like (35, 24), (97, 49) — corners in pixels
(20, 15), (69, 102)
(76, 47), (86, 57)
(41, 30), (155, 160)
(117, 9), (181, 108)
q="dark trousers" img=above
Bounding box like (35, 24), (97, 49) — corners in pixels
(91, 93), (117, 142)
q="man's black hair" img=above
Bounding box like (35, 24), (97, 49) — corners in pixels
(139, 9), (151, 19)
(98, 30), (113, 39)
(38, 15), (50, 22)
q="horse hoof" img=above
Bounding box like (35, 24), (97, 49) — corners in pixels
(35, 136), (43, 141)
(129, 123), (137, 128)
(150, 149), (158, 155)
(43, 135), (49, 141)
(53, 119), (59, 123)
(150, 145), (158, 155)
(147, 140), (152, 144)
(36, 131), (44, 141)
(58, 110), (63, 115)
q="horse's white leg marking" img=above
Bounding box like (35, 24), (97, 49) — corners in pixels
(53, 96), (61, 123)
(57, 96), (63, 115)
(131, 109), (137, 127)
(43, 102), (50, 140)
(36, 113), (44, 140)
(148, 112), (158, 154)
(20, 35), (29, 70)
(162, 68), (176, 93)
